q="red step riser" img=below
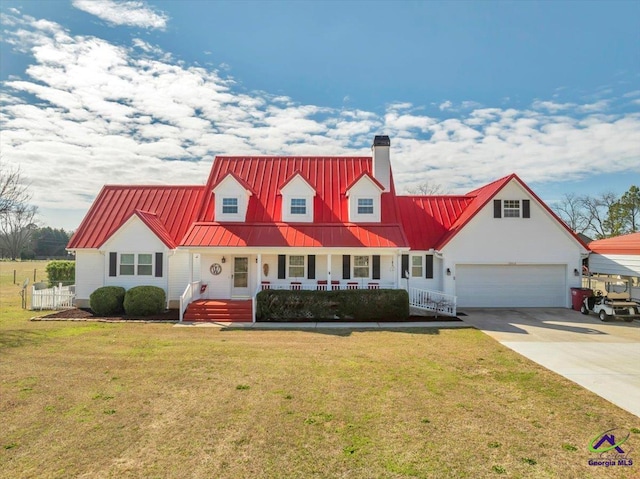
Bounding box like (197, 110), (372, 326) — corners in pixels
(184, 301), (253, 322)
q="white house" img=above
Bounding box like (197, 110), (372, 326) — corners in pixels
(67, 135), (589, 320)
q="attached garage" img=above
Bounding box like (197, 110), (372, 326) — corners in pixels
(456, 264), (567, 307)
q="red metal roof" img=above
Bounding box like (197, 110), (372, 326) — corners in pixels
(68, 185), (204, 249)
(181, 223), (408, 248)
(397, 196), (474, 250)
(196, 157), (401, 224)
(589, 232), (640, 255)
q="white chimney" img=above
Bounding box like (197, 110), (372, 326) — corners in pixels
(371, 135), (391, 191)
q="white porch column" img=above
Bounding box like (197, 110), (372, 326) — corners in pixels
(189, 252), (194, 283)
(397, 254), (403, 290)
(256, 253), (262, 291)
(327, 254), (332, 289)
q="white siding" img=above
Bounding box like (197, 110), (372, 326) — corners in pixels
(281, 175), (315, 223)
(347, 176), (382, 223)
(101, 216), (169, 296)
(213, 175), (250, 222)
(168, 251), (194, 305)
(200, 254), (233, 299)
(589, 253), (640, 277)
(442, 180), (586, 308)
(74, 250), (104, 307)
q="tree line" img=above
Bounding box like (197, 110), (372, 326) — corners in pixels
(552, 185), (639, 240)
(0, 161), (73, 260)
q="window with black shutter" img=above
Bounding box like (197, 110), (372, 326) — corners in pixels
(372, 255), (380, 280)
(342, 255), (350, 279)
(277, 255), (286, 279)
(307, 255), (316, 279)
(425, 255), (434, 279)
(401, 254), (409, 278)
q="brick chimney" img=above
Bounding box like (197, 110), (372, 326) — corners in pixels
(371, 135), (390, 191)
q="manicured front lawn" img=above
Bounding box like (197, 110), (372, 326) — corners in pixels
(1, 261), (638, 478)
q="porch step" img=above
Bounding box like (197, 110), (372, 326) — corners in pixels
(183, 299), (253, 322)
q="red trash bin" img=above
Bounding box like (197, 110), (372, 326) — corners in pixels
(570, 287), (593, 311)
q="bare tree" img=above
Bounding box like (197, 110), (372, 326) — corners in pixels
(0, 203), (38, 260)
(582, 192), (620, 239)
(0, 161), (30, 219)
(405, 181), (450, 195)
(552, 193), (591, 233)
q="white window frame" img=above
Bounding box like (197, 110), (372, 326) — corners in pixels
(503, 200), (520, 218)
(353, 255), (370, 279)
(357, 198), (374, 215)
(288, 255), (305, 278)
(222, 197), (238, 214)
(290, 198), (307, 215)
(120, 253), (153, 276)
(411, 255), (423, 277)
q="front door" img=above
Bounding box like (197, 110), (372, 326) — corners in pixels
(232, 256), (250, 297)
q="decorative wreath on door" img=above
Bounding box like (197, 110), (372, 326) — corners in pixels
(210, 263), (222, 275)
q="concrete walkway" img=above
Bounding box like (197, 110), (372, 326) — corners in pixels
(175, 320), (469, 329)
(460, 308), (640, 418)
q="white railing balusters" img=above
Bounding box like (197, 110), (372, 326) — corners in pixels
(408, 287), (457, 317)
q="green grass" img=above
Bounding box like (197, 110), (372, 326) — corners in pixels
(1, 261), (639, 478)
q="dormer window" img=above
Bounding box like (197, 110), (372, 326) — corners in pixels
(357, 198), (374, 215)
(290, 198), (307, 215)
(280, 173), (315, 223)
(212, 173), (253, 222)
(346, 172), (383, 223)
(222, 198), (238, 214)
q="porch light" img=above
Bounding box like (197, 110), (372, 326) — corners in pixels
(574, 268), (579, 276)
(221, 256), (226, 263)
(446, 268), (451, 276)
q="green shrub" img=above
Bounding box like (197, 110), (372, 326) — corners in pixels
(45, 260), (75, 287)
(90, 286), (126, 316)
(256, 289), (409, 322)
(123, 286), (166, 316)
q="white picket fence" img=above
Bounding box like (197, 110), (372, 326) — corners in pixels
(409, 287), (457, 317)
(31, 283), (76, 310)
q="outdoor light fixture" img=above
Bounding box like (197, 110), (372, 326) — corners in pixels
(221, 257), (226, 263)
(446, 268), (451, 276)
(574, 268), (579, 276)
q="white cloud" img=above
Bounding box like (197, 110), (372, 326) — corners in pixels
(72, 0), (168, 30)
(438, 100), (452, 111)
(1, 11), (639, 230)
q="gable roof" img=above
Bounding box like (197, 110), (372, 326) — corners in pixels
(397, 174), (589, 251)
(345, 171), (385, 193)
(397, 196), (474, 250)
(196, 156), (401, 224)
(211, 171), (255, 194)
(589, 232), (640, 255)
(67, 185), (204, 249)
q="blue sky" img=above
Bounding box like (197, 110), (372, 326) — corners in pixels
(1, 0), (639, 231)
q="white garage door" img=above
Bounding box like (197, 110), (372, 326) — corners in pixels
(456, 264), (567, 307)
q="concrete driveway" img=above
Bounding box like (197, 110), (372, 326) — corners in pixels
(461, 308), (640, 418)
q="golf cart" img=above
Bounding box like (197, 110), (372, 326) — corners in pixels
(580, 288), (640, 322)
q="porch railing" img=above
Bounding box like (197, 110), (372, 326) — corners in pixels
(179, 280), (201, 322)
(259, 280), (394, 291)
(31, 283), (75, 310)
(408, 287), (457, 317)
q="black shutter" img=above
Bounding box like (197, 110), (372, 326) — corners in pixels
(342, 255), (350, 279)
(278, 255), (286, 279)
(155, 252), (163, 277)
(494, 199), (502, 218)
(425, 255), (434, 279)
(307, 255), (316, 279)
(401, 254), (409, 278)
(523, 199), (530, 218)
(109, 252), (117, 277)
(372, 255), (380, 280)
